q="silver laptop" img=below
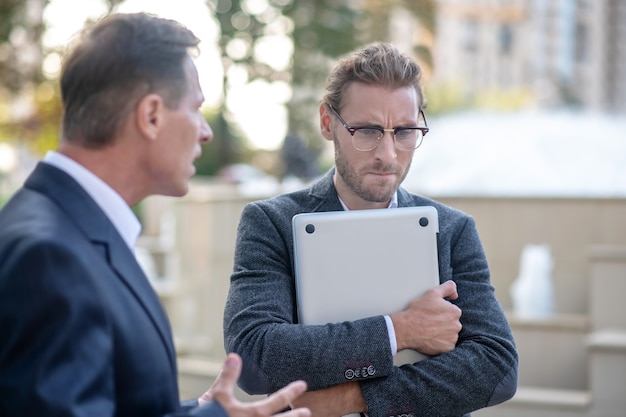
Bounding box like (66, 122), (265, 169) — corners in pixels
(292, 206), (440, 366)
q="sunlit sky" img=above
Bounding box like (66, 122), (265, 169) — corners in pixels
(43, 0), (290, 150)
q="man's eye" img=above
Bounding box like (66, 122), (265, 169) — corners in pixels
(396, 129), (415, 138)
(357, 128), (380, 137)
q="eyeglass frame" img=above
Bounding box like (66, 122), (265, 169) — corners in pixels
(327, 104), (429, 151)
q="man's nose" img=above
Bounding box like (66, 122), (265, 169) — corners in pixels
(374, 130), (397, 160)
(200, 118), (213, 143)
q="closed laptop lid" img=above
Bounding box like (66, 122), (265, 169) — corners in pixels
(293, 205), (440, 362)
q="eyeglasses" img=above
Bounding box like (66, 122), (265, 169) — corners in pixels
(328, 104), (429, 152)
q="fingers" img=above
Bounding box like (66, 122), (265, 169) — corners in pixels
(433, 280), (458, 300)
(207, 354), (310, 417)
(276, 406), (312, 417)
(254, 380), (309, 415)
(273, 380), (308, 404)
(198, 391), (211, 406)
(210, 353), (242, 397)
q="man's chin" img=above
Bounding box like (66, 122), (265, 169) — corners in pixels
(163, 181), (190, 198)
(359, 186), (396, 204)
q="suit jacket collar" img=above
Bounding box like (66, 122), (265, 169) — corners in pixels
(396, 187), (414, 208)
(24, 162), (177, 371)
(308, 168), (344, 212)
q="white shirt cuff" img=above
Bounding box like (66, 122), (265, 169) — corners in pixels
(384, 315), (397, 356)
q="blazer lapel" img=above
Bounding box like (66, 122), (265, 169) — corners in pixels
(308, 168), (344, 212)
(99, 223), (178, 373)
(24, 163), (178, 372)
(397, 187), (412, 208)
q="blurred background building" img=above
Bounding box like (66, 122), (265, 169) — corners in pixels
(431, 0), (626, 113)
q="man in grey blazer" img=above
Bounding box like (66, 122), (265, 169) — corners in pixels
(223, 43), (518, 417)
(0, 13), (310, 417)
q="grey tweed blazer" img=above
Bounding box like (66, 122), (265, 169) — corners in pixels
(223, 169), (518, 417)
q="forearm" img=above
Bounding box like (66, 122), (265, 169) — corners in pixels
(361, 330), (517, 417)
(224, 283), (394, 394)
(291, 382), (367, 417)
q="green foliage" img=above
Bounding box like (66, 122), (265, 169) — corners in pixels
(209, 0), (291, 83)
(0, 0), (22, 42)
(284, 1), (363, 156)
(286, 0), (361, 58)
(0, 0), (24, 94)
(194, 107), (248, 176)
(403, 0), (436, 34)
(0, 0), (57, 159)
(0, 81), (63, 156)
(413, 45), (432, 71)
(0, 0), (48, 94)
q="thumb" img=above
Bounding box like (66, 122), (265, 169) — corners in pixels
(201, 353), (242, 404)
(214, 353), (242, 392)
(438, 280), (458, 300)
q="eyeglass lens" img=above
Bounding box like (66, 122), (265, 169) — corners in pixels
(352, 128), (424, 151)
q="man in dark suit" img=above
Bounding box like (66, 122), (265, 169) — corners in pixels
(223, 43), (518, 416)
(0, 12), (310, 417)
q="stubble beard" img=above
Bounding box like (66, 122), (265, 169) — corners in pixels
(333, 132), (411, 203)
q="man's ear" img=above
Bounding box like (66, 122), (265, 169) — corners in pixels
(136, 93), (164, 140)
(319, 103), (334, 142)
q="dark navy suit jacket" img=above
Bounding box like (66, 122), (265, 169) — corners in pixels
(0, 162), (225, 417)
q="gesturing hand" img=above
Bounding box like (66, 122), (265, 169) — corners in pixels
(199, 353), (311, 417)
(390, 280), (462, 356)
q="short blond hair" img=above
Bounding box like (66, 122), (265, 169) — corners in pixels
(322, 43), (425, 111)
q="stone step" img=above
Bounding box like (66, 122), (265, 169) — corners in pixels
(587, 330), (626, 352)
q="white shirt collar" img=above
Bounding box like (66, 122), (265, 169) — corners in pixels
(43, 151), (142, 250)
(339, 192), (398, 211)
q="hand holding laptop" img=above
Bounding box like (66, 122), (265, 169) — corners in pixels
(390, 280), (462, 356)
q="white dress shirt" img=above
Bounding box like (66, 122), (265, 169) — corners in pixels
(43, 151), (142, 251)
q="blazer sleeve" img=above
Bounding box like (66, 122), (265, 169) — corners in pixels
(0, 241), (117, 417)
(171, 401), (228, 417)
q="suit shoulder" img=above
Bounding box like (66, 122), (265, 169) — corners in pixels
(243, 187), (312, 218)
(400, 189), (472, 222)
(1, 189), (75, 239)
(0, 189), (83, 264)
